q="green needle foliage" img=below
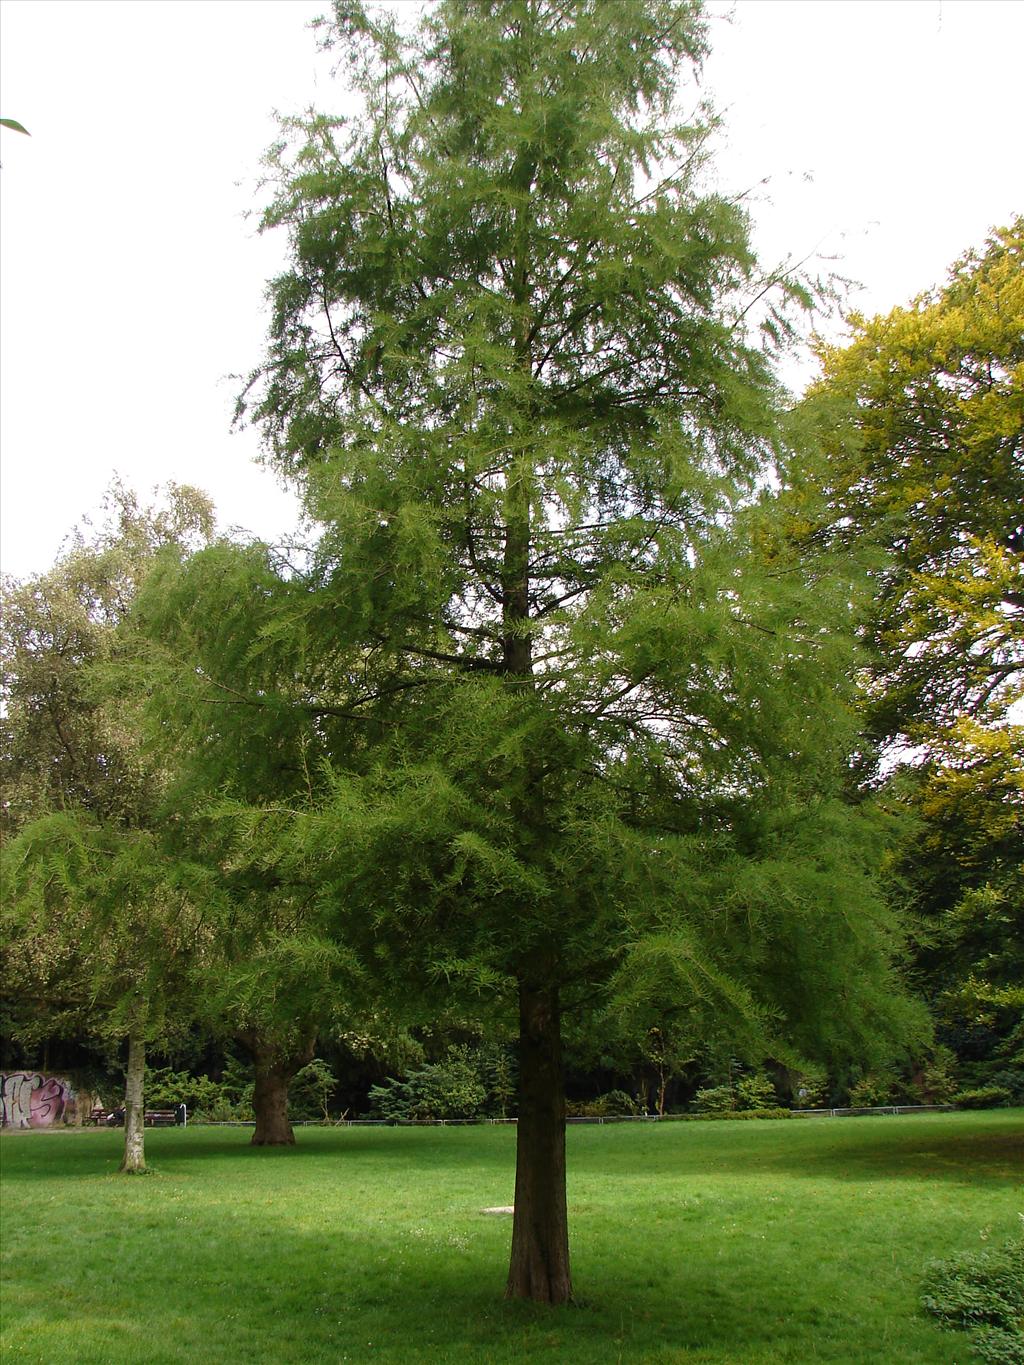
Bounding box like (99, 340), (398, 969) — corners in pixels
(146, 0), (928, 1302)
(136, 538), (372, 1145)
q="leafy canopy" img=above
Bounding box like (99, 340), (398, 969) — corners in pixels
(796, 219), (1024, 750)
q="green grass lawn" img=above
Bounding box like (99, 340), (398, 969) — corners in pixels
(1, 1111), (1021, 1363)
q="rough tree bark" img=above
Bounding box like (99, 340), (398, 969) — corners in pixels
(119, 1031), (146, 1174)
(505, 971), (572, 1304)
(242, 1031), (316, 1146)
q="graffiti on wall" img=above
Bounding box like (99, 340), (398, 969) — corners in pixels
(0, 1072), (76, 1128)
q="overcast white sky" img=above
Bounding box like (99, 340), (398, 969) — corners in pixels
(1, 0), (1020, 580)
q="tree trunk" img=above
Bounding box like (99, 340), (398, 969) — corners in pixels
(501, 189), (571, 1301)
(244, 1032), (315, 1146)
(119, 1032), (146, 1174)
(506, 976), (573, 1304)
(251, 1059), (295, 1146)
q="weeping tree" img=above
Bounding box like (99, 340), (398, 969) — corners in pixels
(193, 0), (930, 1302)
(0, 485), (216, 1169)
(1, 814), (216, 1171)
(136, 539), (366, 1146)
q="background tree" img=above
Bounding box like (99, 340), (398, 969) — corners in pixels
(2, 813), (216, 1171)
(795, 218), (1023, 755)
(0, 484), (215, 1169)
(193, 0), (932, 1303)
(136, 539), (365, 1145)
(792, 222), (1023, 1097)
(0, 480), (213, 835)
(893, 721), (1023, 1099)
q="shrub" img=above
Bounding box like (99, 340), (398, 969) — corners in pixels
(735, 1073), (777, 1111)
(598, 1088), (638, 1116)
(566, 1090), (639, 1119)
(368, 1054), (487, 1121)
(290, 1059), (337, 1122)
(984, 1069), (1024, 1105)
(910, 1046), (958, 1104)
(693, 1072), (777, 1115)
(477, 1043), (517, 1118)
(143, 1059), (255, 1121)
(921, 1233), (1024, 1363)
(692, 1082), (737, 1115)
(792, 1064), (829, 1108)
(847, 1073), (896, 1107)
(953, 1087), (1013, 1110)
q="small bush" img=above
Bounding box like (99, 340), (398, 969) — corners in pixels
(983, 1070), (1024, 1105)
(692, 1082), (737, 1115)
(694, 1072), (778, 1115)
(477, 1043), (517, 1118)
(566, 1090), (639, 1118)
(954, 1087), (1012, 1111)
(735, 1073), (777, 1110)
(910, 1046), (958, 1105)
(144, 1065), (253, 1121)
(599, 1088), (639, 1116)
(368, 1055), (487, 1121)
(847, 1073), (897, 1107)
(792, 1064), (828, 1108)
(290, 1059), (337, 1122)
(921, 1234), (1024, 1363)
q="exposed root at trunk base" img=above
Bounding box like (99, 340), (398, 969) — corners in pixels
(504, 1279), (575, 1306)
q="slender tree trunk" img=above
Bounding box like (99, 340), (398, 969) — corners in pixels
(119, 1032), (146, 1174)
(243, 1032), (315, 1146)
(506, 975), (572, 1304)
(501, 156), (572, 1301)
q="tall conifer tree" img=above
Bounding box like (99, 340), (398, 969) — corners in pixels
(203, 0), (926, 1301)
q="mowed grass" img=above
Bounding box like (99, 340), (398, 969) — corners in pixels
(1, 1112), (1021, 1364)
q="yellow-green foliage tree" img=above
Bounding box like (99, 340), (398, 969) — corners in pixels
(795, 223), (1023, 1097)
(798, 218), (1023, 752)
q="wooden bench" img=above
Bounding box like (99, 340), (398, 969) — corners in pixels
(144, 1107), (186, 1127)
(102, 1105), (187, 1127)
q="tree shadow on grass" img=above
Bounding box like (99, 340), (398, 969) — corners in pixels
(5, 1120), (1014, 1362)
(0, 1122), (518, 1182)
(1, 1202), (960, 1365)
(584, 1114), (1024, 1187)
(148, 1124), (517, 1170)
(3, 1114), (1020, 1190)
